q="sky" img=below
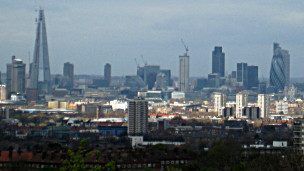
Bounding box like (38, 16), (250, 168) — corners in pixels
(0, 0), (304, 78)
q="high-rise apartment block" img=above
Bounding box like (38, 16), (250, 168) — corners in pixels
(6, 56), (26, 98)
(258, 94), (270, 118)
(28, 8), (52, 94)
(293, 119), (304, 154)
(212, 46), (225, 77)
(214, 92), (226, 116)
(104, 63), (111, 87)
(269, 42), (290, 91)
(236, 91), (248, 118)
(128, 98), (148, 135)
(179, 54), (189, 92)
(63, 62), (74, 89)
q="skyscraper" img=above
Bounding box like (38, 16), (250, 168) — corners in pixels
(6, 56), (26, 98)
(269, 42), (290, 91)
(212, 46), (225, 77)
(28, 8), (52, 94)
(179, 54), (190, 92)
(104, 63), (111, 87)
(63, 62), (74, 89)
(144, 65), (160, 89)
(159, 69), (172, 86)
(237, 63), (248, 89)
(236, 91), (248, 118)
(258, 94), (270, 118)
(128, 97), (148, 135)
(247, 65), (259, 90)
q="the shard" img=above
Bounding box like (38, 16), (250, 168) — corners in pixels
(29, 8), (52, 94)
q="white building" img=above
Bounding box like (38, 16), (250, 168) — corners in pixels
(236, 91), (248, 118)
(258, 94), (270, 118)
(109, 99), (128, 111)
(276, 100), (288, 114)
(178, 54), (189, 92)
(171, 91), (185, 99)
(214, 92), (226, 116)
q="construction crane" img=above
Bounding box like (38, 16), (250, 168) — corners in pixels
(141, 55), (148, 66)
(134, 58), (139, 68)
(181, 39), (189, 56)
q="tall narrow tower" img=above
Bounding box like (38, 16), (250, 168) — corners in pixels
(29, 8), (52, 94)
(179, 39), (190, 92)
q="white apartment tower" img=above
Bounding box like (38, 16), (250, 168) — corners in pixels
(236, 91), (248, 118)
(214, 92), (226, 116)
(128, 98), (148, 135)
(258, 94), (270, 118)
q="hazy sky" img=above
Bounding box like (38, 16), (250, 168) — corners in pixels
(0, 0), (304, 78)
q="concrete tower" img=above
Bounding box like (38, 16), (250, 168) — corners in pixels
(104, 63), (111, 87)
(28, 8), (52, 94)
(128, 97), (148, 136)
(236, 91), (248, 118)
(214, 92), (226, 116)
(258, 94), (270, 118)
(63, 62), (74, 89)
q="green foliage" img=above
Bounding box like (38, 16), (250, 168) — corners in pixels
(60, 138), (101, 171)
(103, 161), (116, 171)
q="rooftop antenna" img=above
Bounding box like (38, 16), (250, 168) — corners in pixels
(181, 39), (189, 56)
(141, 55), (147, 66)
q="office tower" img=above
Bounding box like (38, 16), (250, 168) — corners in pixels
(214, 92), (226, 116)
(236, 91), (248, 118)
(144, 65), (160, 89)
(179, 54), (190, 92)
(258, 94), (270, 118)
(231, 71), (237, 79)
(247, 65), (259, 90)
(212, 46), (225, 77)
(258, 82), (267, 94)
(63, 62), (74, 89)
(0, 71), (2, 84)
(208, 73), (220, 88)
(128, 97), (148, 135)
(28, 8), (52, 94)
(104, 63), (111, 87)
(160, 69), (172, 86)
(154, 73), (168, 90)
(137, 66), (144, 81)
(0, 85), (6, 100)
(6, 56), (26, 98)
(237, 63), (248, 88)
(293, 118), (304, 154)
(269, 42), (290, 91)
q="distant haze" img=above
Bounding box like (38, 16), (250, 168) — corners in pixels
(1, 0), (304, 77)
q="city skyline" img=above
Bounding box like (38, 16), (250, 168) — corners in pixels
(0, 1), (303, 77)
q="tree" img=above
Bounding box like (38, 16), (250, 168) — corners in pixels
(60, 138), (101, 171)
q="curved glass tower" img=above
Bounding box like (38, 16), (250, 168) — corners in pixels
(269, 43), (290, 91)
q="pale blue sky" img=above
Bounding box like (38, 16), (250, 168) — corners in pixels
(0, 0), (304, 77)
